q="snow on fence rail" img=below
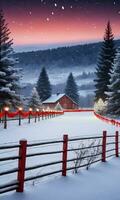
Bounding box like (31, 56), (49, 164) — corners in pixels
(94, 111), (120, 127)
(0, 110), (64, 129)
(0, 131), (119, 194)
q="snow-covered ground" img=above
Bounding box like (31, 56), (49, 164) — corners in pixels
(1, 158), (120, 200)
(0, 112), (119, 199)
(0, 112), (118, 144)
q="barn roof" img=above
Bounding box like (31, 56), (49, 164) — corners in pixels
(43, 93), (79, 105)
(43, 94), (65, 103)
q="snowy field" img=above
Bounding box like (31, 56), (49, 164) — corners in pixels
(0, 112), (119, 200)
(0, 112), (118, 144)
(1, 157), (120, 200)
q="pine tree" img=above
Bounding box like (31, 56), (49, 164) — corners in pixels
(36, 67), (52, 102)
(29, 87), (42, 110)
(94, 21), (116, 102)
(107, 48), (120, 116)
(65, 72), (79, 104)
(0, 10), (21, 109)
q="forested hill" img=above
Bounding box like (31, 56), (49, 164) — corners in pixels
(15, 39), (120, 70)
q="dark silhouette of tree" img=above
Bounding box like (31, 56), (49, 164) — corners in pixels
(94, 21), (116, 102)
(65, 72), (79, 104)
(36, 67), (52, 102)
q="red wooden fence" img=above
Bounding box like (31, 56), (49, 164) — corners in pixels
(102, 131), (107, 162)
(94, 111), (120, 127)
(0, 109), (94, 129)
(0, 110), (64, 129)
(17, 140), (27, 192)
(0, 131), (119, 194)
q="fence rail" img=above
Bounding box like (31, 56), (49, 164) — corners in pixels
(0, 131), (119, 194)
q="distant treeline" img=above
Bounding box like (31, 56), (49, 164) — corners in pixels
(16, 40), (120, 70)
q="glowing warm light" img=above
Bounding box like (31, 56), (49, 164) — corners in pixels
(4, 107), (9, 112)
(29, 108), (33, 111)
(36, 108), (39, 112)
(18, 107), (23, 111)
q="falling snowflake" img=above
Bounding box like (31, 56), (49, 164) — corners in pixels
(46, 17), (50, 21)
(29, 11), (32, 15)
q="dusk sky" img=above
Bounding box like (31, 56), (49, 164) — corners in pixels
(1, 0), (120, 51)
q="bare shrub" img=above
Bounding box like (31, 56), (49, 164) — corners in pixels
(72, 139), (101, 173)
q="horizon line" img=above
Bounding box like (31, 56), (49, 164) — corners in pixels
(13, 39), (102, 53)
(13, 37), (120, 53)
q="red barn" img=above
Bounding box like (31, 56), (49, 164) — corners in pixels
(43, 93), (79, 110)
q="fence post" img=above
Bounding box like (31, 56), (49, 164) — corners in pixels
(42, 111), (44, 120)
(18, 111), (21, 126)
(17, 140), (27, 192)
(62, 134), (68, 176)
(4, 110), (7, 129)
(102, 131), (107, 162)
(38, 112), (40, 121)
(28, 112), (31, 123)
(115, 131), (119, 157)
(35, 112), (37, 123)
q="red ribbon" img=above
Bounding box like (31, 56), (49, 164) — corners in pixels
(7, 111), (19, 118)
(20, 111), (29, 118)
(0, 112), (4, 118)
(94, 111), (120, 127)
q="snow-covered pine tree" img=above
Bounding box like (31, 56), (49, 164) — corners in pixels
(94, 21), (116, 102)
(0, 10), (21, 109)
(36, 67), (52, 102)
(29, 87), (42, 110)
(65, 72), (79, 104)
(107, 48), (120, 116)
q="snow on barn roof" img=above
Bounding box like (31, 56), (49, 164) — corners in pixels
(43, 93), (79, 105)
(43, 94), (65, 103)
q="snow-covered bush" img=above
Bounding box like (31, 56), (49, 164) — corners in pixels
(94, 99), (107, 114)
